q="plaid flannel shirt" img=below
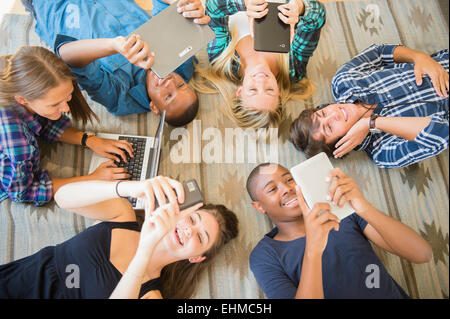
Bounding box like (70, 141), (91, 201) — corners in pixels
(0, 105), (71, 206)
(332, 44), (449, 168)
(205, 0), (325, 82)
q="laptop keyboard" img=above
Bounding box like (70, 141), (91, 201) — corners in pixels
(117, 136), (147, 207)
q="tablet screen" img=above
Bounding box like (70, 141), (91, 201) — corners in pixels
(290, 152), (354, 220)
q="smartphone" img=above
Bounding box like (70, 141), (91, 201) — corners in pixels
(253, 0), (290, 53)
(179, 179), (204, 210)
(289, 153), (354, 220)
(154, 179), (204, 210)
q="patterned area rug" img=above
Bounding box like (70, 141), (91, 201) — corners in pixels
(0, 0), (448, 299)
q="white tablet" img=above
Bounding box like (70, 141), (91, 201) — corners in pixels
(290, 152), (354, 220)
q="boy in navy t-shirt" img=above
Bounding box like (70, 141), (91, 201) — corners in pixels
(246, 163), (431, 298)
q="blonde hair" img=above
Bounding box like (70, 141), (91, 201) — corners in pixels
(191, 29), (314, 128)
(0, 46), (98, 125)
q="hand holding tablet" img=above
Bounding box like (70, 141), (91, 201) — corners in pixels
(290, 152), (355, 220)
(126, 0), (215, 78)
(253, 0), (290, 53)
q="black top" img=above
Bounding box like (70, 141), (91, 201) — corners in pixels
(0, 221), (161, 298)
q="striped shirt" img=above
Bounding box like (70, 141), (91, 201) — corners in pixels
(205, 0), (326, 82)
(0, 105), (71, 206)
(332, 44), (449, 168)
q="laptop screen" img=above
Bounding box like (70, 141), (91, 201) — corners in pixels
(146, 111), (165, 179)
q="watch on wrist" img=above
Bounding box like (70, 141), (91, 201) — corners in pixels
(369, 114), (381, 134)
(81, 132), (95, 147)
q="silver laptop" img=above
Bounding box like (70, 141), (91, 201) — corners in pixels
(129, 0), (215, 79)
(88, 112), (165, 209)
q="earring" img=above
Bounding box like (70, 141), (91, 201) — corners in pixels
(189, 256), (202, 263)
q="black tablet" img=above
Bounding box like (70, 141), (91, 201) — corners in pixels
(253, 0), (290, 53)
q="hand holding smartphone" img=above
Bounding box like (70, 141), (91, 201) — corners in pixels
(179, 179), (204, 210)
(154, 179), (204, 210)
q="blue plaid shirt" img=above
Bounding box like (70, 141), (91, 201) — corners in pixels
(0, 105), (71, 206)
(205, 0), (325, 82)
(332, 44), (449, 168)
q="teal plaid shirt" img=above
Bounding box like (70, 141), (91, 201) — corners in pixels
(205, 0), (326, 82)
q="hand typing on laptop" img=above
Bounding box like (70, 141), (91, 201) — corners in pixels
(86, 136), (134, 182)
(85, 135), (134, 163)
(89, 160), (131, 181)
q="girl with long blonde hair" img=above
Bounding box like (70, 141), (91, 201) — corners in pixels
(0, 46), (135, 206)
(192, 0), (325, 128)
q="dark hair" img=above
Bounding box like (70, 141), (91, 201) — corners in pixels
(289, 108), (337, 158)
(159, 203), (239, 299)
(165, 97), (199, 127)
(246, 162), (278, 201)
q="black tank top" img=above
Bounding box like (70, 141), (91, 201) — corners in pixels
(0, 221), (161, 298)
